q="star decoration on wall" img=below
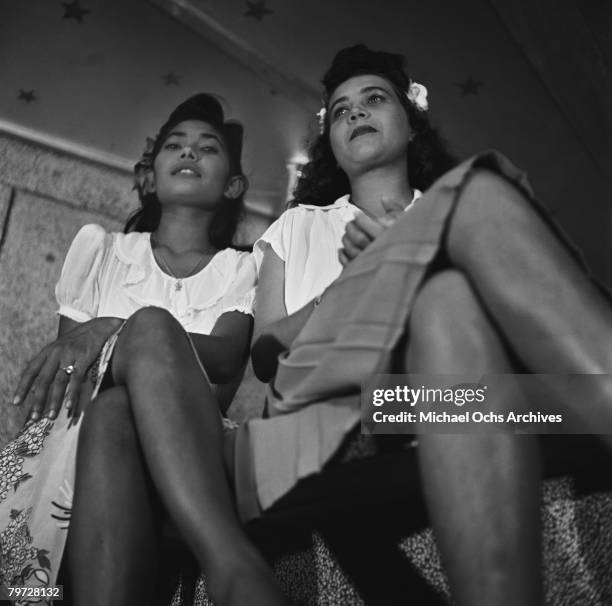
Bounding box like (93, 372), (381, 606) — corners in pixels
(18, 89), (37, 103)
(455, 77), (483, 96)
(244, 1), (273, 21)
(61, 1), (91, 24)
(162, 72), (180, 86)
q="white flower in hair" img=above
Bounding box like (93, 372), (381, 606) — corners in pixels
(406, 81), (429, 111)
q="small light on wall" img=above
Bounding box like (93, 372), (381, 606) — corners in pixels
(286, 150), (309, 201)
(290, 151), (309, 165)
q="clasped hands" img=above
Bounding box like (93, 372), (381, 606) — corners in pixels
(339, 197), (406, 266)
(12, 317), (121, 425)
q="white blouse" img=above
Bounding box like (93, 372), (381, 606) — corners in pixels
(253, 192), (422, 315)
(55, 224), (256, 335)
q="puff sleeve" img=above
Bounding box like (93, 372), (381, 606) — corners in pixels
(218, 252), (258, 317)
(55, 224), (108, 322)
(252, 210), (295, 271)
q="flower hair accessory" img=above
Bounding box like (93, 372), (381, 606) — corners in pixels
(133, 136), (156, 196)
(406, 81), (428, 111)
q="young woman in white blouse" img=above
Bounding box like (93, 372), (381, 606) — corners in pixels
(245, 46), (612, 605)
(3, 95), (289, 606)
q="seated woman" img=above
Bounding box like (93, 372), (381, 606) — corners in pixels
(246, 45), (612, 606)
(2, 94), (289, 606)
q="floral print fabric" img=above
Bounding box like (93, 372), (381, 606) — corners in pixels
(0, 328), (120, 604)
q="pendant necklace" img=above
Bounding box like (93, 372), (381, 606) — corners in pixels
(151, 236), (211, 292)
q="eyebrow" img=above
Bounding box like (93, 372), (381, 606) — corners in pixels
(165, 130), (223, 144)
(329, 85), (392, 113)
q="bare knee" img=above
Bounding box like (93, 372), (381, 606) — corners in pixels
(113, 307), (187, 378)
(411, 270), (479, 342)
(461, 168), (517, 201)
(449, 169), (530, 264)
(123, 306), (181, 345)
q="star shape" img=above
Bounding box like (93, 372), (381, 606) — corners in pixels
(162, 72), (180, 86)
(61, 1), (91, 24)
(18, 89), (37, 103)
(455, 77), (483, 96)
(244, 1), (273, 21)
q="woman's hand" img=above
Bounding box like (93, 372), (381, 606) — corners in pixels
(13, 317), (123, 423)
(339, 197), (406, 266)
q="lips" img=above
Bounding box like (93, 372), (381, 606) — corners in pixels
(350, 125), (377, 140)
(171, 163), (201, 177)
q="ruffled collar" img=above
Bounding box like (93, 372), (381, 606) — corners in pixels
(298, 190), (422, 212)
(297, 196), (352, 211)
(112, 232), (237, 320)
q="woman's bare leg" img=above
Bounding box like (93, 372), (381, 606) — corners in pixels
(406, 271), (542, 606)
(108, 307), (288, 606)
(447, 170), (612, 434)
(67, 386), (162, 606)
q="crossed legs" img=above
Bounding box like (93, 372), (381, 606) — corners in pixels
(404, 169), (612, 605)
(67, 308), (288, 606)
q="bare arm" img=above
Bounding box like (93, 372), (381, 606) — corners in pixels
(251, 244), (317, 382)
(188, 310), (253, 385)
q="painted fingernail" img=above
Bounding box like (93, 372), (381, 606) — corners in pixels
(48, 410), (57, 420)
(13, 396), (20, 406)
(30, 412), (39, 421)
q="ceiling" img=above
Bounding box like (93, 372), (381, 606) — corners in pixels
(1, 0), (610, 278)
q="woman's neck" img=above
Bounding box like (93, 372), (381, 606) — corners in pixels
(349, 162), (412, 217)
(153, 206), (217, 255)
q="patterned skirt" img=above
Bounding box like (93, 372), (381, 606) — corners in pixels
(0, 330), (123, 604)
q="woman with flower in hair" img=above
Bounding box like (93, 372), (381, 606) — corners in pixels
(242, 45), (612, 605)
(1, 94), (289, 606)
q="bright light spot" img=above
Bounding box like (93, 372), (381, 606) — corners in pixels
(290, 151), (309, 166)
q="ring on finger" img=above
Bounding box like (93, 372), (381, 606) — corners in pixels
(61, 364), (76, 376)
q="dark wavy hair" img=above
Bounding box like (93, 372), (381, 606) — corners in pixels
(124, 93), (247, 250)
(291, 45), (457, 207)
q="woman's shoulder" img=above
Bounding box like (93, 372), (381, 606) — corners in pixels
(211, 249), (257, 288)
(65, 225), (152, 279)
(294, 194), (352, 213)
(69, 223), (107, 246)
(110, 230), (152, 265)
(270, 194), (354, 231)
(66, 223), (112, 259)
(70, 224), (148, 254)
(215, 247), (253, 271)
